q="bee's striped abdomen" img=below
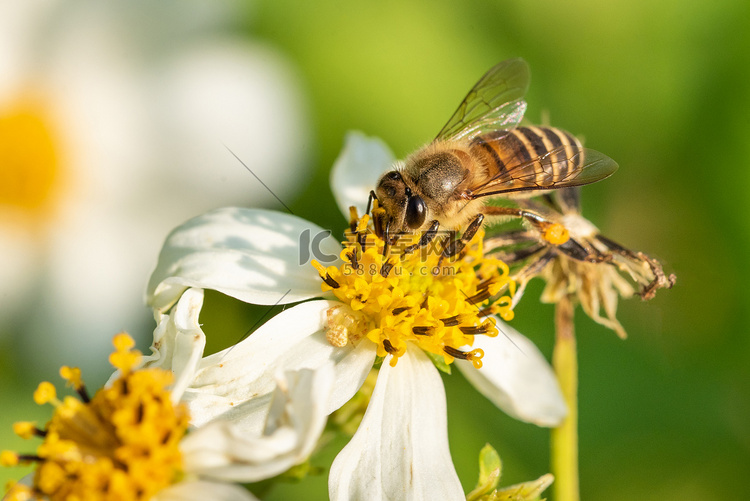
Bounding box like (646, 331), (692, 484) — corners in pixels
(472, 126), (582, 188)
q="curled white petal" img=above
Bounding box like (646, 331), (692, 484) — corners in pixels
(182, 364), (334, 482)
(456, 321), (567, 427)
(140, 287), (207, 403)
(153, 479), (258, 501)
(147, 208), (342, 312)
(183, 299), (376, 433)
(329, 348), (464, 501)
(330, 131), (396, 218)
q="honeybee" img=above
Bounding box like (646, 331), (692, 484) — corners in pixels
(372, 58), (618, 258)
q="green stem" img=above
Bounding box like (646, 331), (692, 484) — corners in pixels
(551, 295), (579, 501)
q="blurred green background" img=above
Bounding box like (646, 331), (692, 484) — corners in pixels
(2, 0), (748, 499)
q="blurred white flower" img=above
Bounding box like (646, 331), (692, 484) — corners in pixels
(0, 0), (309, 375)
(142, 132), (566, 500)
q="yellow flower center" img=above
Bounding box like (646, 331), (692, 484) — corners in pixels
(1, 334), (189, 501)
(0, 99), (62, 217)
(313, 205), (516, 368)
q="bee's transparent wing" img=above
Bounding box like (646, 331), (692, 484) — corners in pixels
(468, 146), (618, 198)
(435, 58), (530, 142)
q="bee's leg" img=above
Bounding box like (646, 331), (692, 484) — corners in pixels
(555, 237), (610, 263)
(482, 205), (571, 246)
(366, 190), (378, 216)
(435, 214), (484, 271)
(482, 205), (542, 225)
(595, 235), (640, 260)
(381, 220), (392, 258)
(403, 220), (440, 255)
(483, 229), (536, 254)
(488, 241), (548, 265)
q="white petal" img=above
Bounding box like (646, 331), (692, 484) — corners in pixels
(329, 348), (464, 501)
(456, 321), (567, 427)
(154, 480), (258, 501)
(330, 131), (396, 218)
(182, 365), (333, 482)
(140, 287), (207, 402)
(184, 299), (376, 433)
(147, 208), (343, 312)
(0, 1), (61, 95)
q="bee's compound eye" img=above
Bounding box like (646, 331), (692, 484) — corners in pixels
(405, 195), (426, 229)
(385, 171), (402, 181)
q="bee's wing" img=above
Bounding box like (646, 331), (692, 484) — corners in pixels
(467, 145), (618, 198)
(435, 58), (530, 142)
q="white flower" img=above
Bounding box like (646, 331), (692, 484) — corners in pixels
(143, 132), (566, 500)
(2, 317), (332, 501)
(0, 0), (309, 373)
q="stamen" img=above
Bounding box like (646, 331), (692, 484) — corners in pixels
(312, 260), (341, 289)
(477, 305), (499, 318)
(444, 346), (466, 358)
(358, 231), (368, 250)
(348, 250), (359, 270)
(109, 332), (142, 372)
(59, 366), (89, 403)
(12, 422), (45, 439)
(353, 214), (371, 249)
(440, 314), (468, 327)
(349, 206), (359, 232)
(467, 288), (492, 304)
(444, 346), (485, 369)
(314, 211), (515, 368)
(459, 319), (496, 336)
(476, 278), (495, 291)
(33, 382), (58, 406)
(323, 274), (340, 288)
(380, 261), (394, 277)
(383, 339), (398, 353)
(0, 451), (20, 466)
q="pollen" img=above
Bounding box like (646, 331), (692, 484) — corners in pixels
(313, 205), (515, 367)
(1, 334), (189, 501)
(542, 223), (570, 245)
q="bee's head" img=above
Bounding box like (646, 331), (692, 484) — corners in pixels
(375, 170), (427, 233)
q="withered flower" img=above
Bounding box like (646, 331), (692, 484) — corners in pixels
(485, 187), (676, 338)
